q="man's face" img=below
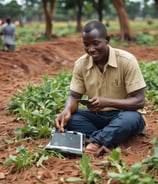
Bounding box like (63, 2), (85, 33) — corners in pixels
(83, 29), (108, 62)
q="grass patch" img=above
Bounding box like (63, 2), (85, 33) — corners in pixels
(15, 19), (158, 47)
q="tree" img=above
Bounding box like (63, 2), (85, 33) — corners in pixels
(76, 0), (83, 32)
(42, 0), (55, 38)
(154, 0), (158, 10)
(23, 0), (55, 38)
(112, 0), (132, 41)
(92, 0), (103, 22)
(55, 0), (84, 31)
(0, 0), (22, 21)
(126, 0), (141, 20)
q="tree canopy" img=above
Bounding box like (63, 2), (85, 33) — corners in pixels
(0, 0), (157, 40)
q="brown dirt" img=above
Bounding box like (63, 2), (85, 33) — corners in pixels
(0, 34), (158, 184)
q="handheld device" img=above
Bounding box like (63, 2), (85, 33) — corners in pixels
(45, 130), (86, 156)
(77, 99), (91, 106)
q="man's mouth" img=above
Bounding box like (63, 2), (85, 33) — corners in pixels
(89, 53), (99, 57)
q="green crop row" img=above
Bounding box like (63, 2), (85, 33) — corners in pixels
(4, 139), (158, 183)
(7, 72), (71, 139)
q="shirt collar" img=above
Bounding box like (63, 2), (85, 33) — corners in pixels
(86, 45), (117, 70)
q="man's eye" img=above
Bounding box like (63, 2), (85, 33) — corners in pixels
(84, 44), (89, 47)
(93, 42), (99, 46)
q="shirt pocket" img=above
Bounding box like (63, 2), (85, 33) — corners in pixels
(110, 79), (127, 98)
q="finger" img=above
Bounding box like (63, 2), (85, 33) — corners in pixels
(60, 122), (65, 132)
(54, 119), (60, 129)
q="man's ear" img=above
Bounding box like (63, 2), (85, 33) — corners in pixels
(106, 35), (110, 43)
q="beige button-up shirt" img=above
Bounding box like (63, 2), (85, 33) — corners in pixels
(70, 45), (146, 111)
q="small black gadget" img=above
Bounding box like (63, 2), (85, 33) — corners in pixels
(77, 99), (91, 106)
(45, 130), (85, 156)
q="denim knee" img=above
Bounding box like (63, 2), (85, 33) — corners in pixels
(89, 110), (145, 148)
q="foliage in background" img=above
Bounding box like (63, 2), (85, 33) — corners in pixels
(0, 1), (22, 20)
(16, 23), (48, 46)
(0, 0), (157, 22)
(109, 31), (158, 47)
(134, 32), (158, 46)
(15, 22), (77, 46)
(14, 20), (158, 47)
(140, 61), (158, 111)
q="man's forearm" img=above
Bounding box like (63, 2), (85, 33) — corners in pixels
(64, 95), (78, 113)
(104, 97), (145, 110)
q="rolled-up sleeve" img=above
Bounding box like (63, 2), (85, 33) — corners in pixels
(70, 60), (86, 94)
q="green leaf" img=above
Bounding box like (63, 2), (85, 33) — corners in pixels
(109, 147), (121, 161)
(4, 155), (17, 165)
(131, 162), (142, 171)
(79, 153), (92, 181)
(36, 154), (49, 167)
(64, 177), (83, 182)
(16, 146), (27, 156)
(1, 137), (12, 144)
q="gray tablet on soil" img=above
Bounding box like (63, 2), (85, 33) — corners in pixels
(45, 130), (85, 156)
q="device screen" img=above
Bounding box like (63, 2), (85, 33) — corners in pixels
(77, 99), (91, 105)
(50, 132), (81, 149)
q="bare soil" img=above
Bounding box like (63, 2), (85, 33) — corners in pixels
(0, 34), (158, 184)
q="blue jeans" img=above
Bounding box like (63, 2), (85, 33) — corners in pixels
(66, 109), (145, 148)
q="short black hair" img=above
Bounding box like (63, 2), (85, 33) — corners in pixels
(83, 20), (107, 39)
(6, 18), (11, 24)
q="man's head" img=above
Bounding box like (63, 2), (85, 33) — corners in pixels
(6, 18), (11, 24)
(83, 20), (107, 39)
(82, 20), (109, 62)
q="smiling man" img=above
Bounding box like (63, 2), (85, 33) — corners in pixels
(55, 20), (146, 155)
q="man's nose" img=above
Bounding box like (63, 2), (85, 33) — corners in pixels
(88, 46), (95, 52)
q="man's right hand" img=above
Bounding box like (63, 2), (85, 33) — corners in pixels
(54, 91), (82, 132)
(54, 110), (71, 132)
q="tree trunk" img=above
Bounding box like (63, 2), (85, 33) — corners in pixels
(76, 0), (83, 32)
(92, 0), (103, 22)
(112, 0), (132, 41)
(154, 0), (158, 10)
(42, 0), (55, 39)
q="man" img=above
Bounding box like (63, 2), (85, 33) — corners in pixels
(0, 18), (16, 51)
(55, 20), (146, 155)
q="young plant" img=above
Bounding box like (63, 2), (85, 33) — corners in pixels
(64, 153), (103, 183)
(4, 145), (64, 170)
(7, 72), (72, 138)
(107, 143), (158, 184)
(141, 140), (158, 178)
